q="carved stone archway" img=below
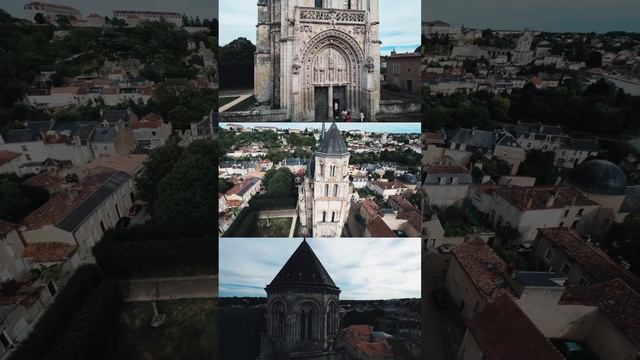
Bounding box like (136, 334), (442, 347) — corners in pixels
(299, 29), (365, 120)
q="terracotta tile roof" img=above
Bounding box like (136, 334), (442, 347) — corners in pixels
(21, 172), (115, 231)
(561, 279), (640, 347)
(422, 131), (446, 144)
(388, 195), (418, 213)
(23, 174), (63, 193)
(0, 220), (16, 238)
(425, 164), (469, 175)
(361, 199), (381, 218)
(494, 186), (598, 211)
(343, 325), (394, 358)
(452, 238), (512, 301)
(538, 228), (640, 290)
(22, 242), (76, 263)
(76, 154), (148, 176)
(467, 294), (565, 360)
(397, 209), (421, 232)
(0, 150), (21, 166)
(132, 113), (163, 129)
(373, 181), (406, 190)
(367, 216), (396, 237)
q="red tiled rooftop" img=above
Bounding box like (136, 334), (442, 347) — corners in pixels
(21, 172), (114, 231)
(0, 150), (21, 166)
(361, 199), (381, 218)
(343, 325), (394, 358)
(452, 238), (512, 301)
(132, 113), (163, 129)
(367, 216), (396, 237)
(538, 228), (640, 290)
(467, 294), (565, 360)
(561, 279), (640, 346)
(494, 186), (598, 211)
(23, 174), (63, 193)
(22, 242), (76, 263)
(372, 181), (406, 190)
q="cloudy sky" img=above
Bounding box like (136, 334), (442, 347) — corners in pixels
(219, 122), (421, 134)
(0, 0), (217, 19)
(424, 0), (640, 33)
(219, 238), (421, 300)
(220, 0), (420, 55)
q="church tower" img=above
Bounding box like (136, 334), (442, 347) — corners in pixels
(261, 240), (341, 359)
(312, 122), (351, 238)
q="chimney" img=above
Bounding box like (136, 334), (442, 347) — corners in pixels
(526, 196), (533, 209)
(471, 126), (477, 136)
(546, 189), (558, 208)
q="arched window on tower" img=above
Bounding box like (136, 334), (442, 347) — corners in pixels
(300, 306), (314, 340)
(325, 184), (329, 196)
(333, 184), (338, 196)
(315, 0), (323, 8)
(320, 163), (324, 176)
(273, 303), (286, 338)
(322, 211), (326, 222)
(331, 211), (335, 222)
(330, 165), (336, 177)
(327, 302), (337, 336)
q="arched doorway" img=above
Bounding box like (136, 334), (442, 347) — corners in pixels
(300, 30), (364, 121)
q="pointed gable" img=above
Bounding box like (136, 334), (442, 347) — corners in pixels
(267, 240), (340, 292)
(316, 122), (349, 155)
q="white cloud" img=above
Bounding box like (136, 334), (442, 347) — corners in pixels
(219, 238), (421, 300)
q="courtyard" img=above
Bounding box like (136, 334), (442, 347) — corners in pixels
(103, 299), (217, 360)
(253, 217), (293, 237)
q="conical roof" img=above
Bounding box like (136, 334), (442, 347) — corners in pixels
(266, 240), (339, 292)
(316, 122), (349, 155)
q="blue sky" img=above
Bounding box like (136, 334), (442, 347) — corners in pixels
(219, 122), (421, 134)
(220, 0), (420, 55)
(0, 0), (216, 19)
(424, 0), (640, 33)
(219, 238), (421, 300)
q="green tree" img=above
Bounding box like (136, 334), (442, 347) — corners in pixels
(0, 178), (31, 222)
(135, 143), (184, 214)
(518, 150), (559, 185)
(34, 13), (46, 24)
(265, 167), (294, 195)
(155, 140), (217, 223)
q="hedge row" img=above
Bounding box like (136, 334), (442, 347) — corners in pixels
(9, 265), (102, 360)
(248, 196), (297, 211)
(227, 211), (258, 237)
(46, 281), (122, 360)
(93, 236), (217, 278)
(222, 207), (251, 237)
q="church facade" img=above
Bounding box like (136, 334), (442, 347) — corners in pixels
(255, 0), (381, 121)
(299, 122), (352, 238)
(260, 240), (342, 360)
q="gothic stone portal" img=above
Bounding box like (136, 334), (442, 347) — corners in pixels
(255, 2), (381, 121)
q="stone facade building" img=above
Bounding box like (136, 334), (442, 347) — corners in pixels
(260, 240), (342, 360)
(255, 0), (381, 121)
(299, 122), (352, 237)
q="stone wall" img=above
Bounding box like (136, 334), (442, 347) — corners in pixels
(218, 109), (289, 122)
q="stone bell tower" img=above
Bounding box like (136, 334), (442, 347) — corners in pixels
(260, 240), (341, 359)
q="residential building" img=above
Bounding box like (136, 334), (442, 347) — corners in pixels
(23, 2), (81, 22)
(0, 151), (23, 174)
(386, 51), (421, 93)
(20, 171), (135, 263)
(221, 178), (261, 208)
(0, 222), (27, 282)
(112, 10), (182, 26)
(445, 127), (526, 173)
(468, 185), (600, 244)
(368, 181), (407, 199)
(131, 113), (172, 149)
(423, 164), (473, 207)
(444, 238), (512, 320)
(533, 228), (640, 290)
(90, 126), (136, 157)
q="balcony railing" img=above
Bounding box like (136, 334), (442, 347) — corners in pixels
(298, 7), (366, 24)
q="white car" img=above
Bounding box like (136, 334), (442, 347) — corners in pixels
(438, 244), (456, 254)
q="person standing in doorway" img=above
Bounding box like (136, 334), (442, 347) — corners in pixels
(359, 110), (365, 122)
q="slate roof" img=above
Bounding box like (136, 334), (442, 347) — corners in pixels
(91, 126), (117, 143)
(266, 240), (339, 293)
(467, 294), (565, 360)
(3, 121), (53, 143)
(316, 122), (349, 155)
(446, 128), (496, 150)
(100, 109), (130, 123)
(57, 172), (130, 232)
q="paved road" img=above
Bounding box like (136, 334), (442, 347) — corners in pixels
(219, 89), (254, 112)
(422, 251), (462, 360)
(120, 275), (217, 302)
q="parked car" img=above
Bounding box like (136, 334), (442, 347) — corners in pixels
(431, 288), (447, 309)
(116, 217), (131, 229)
(128, 204), (143, 216)
(515, 241), (535, 253)
(438, 244), (455, 254)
